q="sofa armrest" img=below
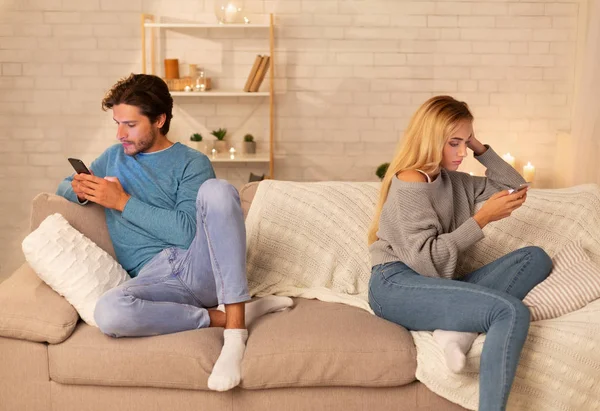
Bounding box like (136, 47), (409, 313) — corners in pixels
(240, 182), (260, 220)
(30, 193), (115, 259)
(0, 263), (79, 344)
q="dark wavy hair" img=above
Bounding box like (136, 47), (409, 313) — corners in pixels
(102, 74), (174, 135)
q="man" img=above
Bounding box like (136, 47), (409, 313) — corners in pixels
(57, 73), (292, 392)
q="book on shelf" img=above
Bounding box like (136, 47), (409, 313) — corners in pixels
(249, 55), (270, 92)
(243, 55), (263, 92)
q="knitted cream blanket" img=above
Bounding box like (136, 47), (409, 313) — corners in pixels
(414, 183), (600, 411)
(245, 181), (600, 410)
(246, 181), (379, 312)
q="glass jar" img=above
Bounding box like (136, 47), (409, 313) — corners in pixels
(194, 68), (206, 92)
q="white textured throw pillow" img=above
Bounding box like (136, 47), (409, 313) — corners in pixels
(523, 241), (600, 321)
(21, 213), (129, 326)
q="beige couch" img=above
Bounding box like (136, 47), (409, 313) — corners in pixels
(0, 183), (466, 411)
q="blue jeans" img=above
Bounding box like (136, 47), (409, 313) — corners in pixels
(94, 179), (250, 337)
(368, 246), (552, 411)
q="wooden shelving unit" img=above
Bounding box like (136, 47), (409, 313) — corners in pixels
(140, 14), (275, 178)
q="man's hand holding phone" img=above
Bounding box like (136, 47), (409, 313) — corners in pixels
(73, 173), (131, 211)
(68, 158), (130, 211)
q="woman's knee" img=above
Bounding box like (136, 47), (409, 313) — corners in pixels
(495, 296), (531, 330)
(522, 246), (553, 279)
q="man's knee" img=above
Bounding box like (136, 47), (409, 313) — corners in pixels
(196, 179), (240, 210)
(94, 289), (130, 338)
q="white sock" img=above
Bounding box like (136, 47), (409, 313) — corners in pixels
(432, 330), (478, 373)
(208, 328), (248, 391)
(217, 296), (294, 326)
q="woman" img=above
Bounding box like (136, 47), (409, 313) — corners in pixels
(368, 96), (552, 411)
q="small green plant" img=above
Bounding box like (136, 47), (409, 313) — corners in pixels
(376, 163), (390, 180)
(211, 128), (227, 141)
(244, 134), (254, 142)
(190, 133), (202, 142)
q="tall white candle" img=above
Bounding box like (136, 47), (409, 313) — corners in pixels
(502, 152), (516, 168)
(523, 162), (535, 182)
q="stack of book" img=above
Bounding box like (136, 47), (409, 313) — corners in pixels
(244, 55), (270, 92)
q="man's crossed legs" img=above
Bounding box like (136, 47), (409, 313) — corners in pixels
(94, 179), (293, 391)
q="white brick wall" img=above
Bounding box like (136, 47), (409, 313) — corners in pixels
(0, 0), (584, 280)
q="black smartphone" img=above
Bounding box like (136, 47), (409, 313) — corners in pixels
(509, 183), (530, 194)
(68, 158), (91, 175)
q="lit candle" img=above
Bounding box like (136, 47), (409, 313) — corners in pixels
(211, 148), (217, 158)
(502, 152), (516, 168)
(229, 147), (236, 160)
(523, 162), (535, 182)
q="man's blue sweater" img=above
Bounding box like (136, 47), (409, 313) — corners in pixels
(57, 143), (215, 277)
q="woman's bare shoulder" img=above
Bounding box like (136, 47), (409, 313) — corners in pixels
(396, 169), (427, 183)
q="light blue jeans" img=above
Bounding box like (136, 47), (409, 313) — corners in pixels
(368, 246), (552, 411)
(94, 179), (250, 337)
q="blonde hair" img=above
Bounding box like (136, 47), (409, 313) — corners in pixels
(367, 95), (474, 245)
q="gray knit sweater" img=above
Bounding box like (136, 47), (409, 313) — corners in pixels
(369, 146), (526, 279)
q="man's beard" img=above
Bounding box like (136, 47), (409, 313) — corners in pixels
(123, 128), (157, 156)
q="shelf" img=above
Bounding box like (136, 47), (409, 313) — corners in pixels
(208, 153), (270, 163)
(144, 23), (269, 28)
(170, 91), (269, 97)
(141, 12), (276, 177)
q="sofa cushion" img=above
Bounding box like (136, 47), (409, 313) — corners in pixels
(22, 213), (129, 327)
(48, 323), (224, 390)
(524, 241), (600, 321)
(0, 263), (79, 344)
(241, 298), (417, 389)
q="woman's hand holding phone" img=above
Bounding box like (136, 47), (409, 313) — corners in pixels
(474, 188), (528, 229)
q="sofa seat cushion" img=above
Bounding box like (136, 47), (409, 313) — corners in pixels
(48, 324), (224, 390)
(241, 298), (417, 389)
(0, 263), (79, 344)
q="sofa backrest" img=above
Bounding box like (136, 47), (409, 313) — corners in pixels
(30, 182), (262, 261)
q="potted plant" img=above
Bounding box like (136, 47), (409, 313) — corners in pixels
(189, 133), (207, 154)
(376, 163), (390, 181)
(211, 128), (228, 152)
(243, 133), (256, 154)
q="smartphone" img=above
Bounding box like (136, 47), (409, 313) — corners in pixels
(68, 158), (91, 175)
(508, 183), (530, 194)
